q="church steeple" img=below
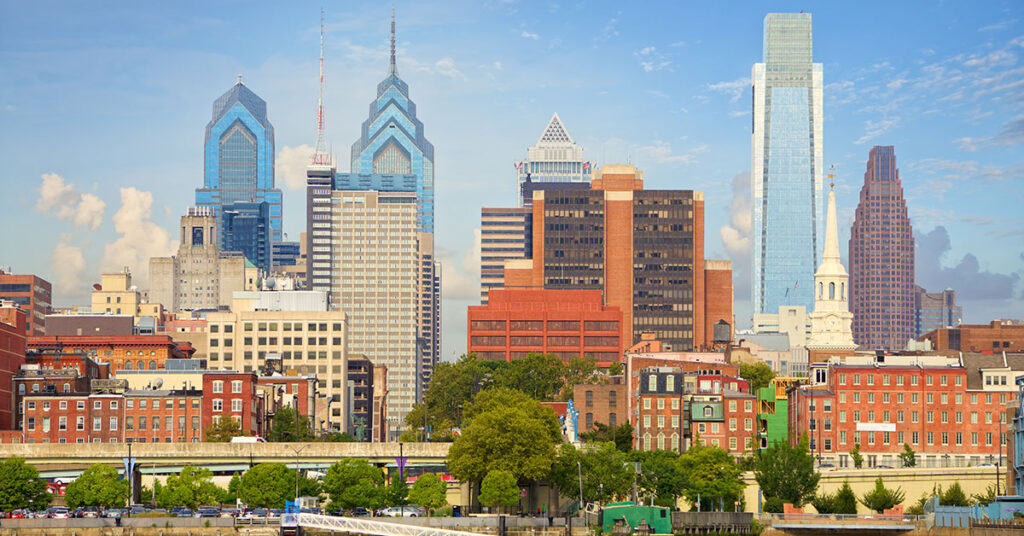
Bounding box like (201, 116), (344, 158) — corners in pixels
(806, 167), (857, 354)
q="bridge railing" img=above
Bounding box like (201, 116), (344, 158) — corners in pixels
(758, 513), (925, 526)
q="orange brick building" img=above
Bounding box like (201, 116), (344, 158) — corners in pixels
(0, 271), (52, 336)
(467, 288), (623, 365)
(503, 164), (732, 352)
(27, 335), (193, 373)
(921, 320), (1024, 353)
(573, 376), (627, 432)
(0, 302), (28, 428)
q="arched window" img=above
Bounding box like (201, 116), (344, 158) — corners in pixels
(818, 282), (823, 298)
(841, 283), (845, 300)
(63, 383), (70, 393)
(137, 360), (144, 370)
(704, 405), (713, 417)
(18, 384), (25, 395)
(657, 433), (665, 450)
(829, 282), (835, 300)
(124, 361), (132, 371)
(125, 350), (132, 357)
(149, 361), (157, 371)
(643, 433), (652, 451)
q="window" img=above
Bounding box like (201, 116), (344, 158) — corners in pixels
(657, 399), (665, 410)
(586, 391), (594, 407)
(76, 416), (84, 431)
(647, 375), (657, 392)
(232, 399), (242, 412)
(609, 390), (617, 407)
(93, 417), (102, 431)
(213, 399), (223, 411)
(745, 418), (752, 431)
(703, 406), (713, 417)
(58, 416), (67, 431)
(109, 417), (118, 431)
(643, 399), (651, 410)
(665, 375), (675, 392)
(672, 398), (679, 410)
(213, 381), (223, 393)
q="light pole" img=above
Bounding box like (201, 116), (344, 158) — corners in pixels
(127, 442), (133, 514)
(289, 444), (308, 509)
(576, 460), (584, 509)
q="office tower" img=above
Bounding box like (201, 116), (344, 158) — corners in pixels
(915, 286), (962, 338)
(479, 208), (531, 304)
(515, 113), (591, 207)
(273, 241), (301, 271)
(0, 269), (51, 336)
(751, 13), (824, 316)
(848, 146), (916, 349)
(222, 201), (273, 275)
(149, 207), (257, 313)
(504, 164), (733, 351)
(307, 11), (439, 406)
(195, 76), (283, 253)
(806, 186), (856, 362)
(328, 190), (420, 438)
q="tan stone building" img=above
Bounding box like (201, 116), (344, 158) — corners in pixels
(91, 269), (164, 328)
(204, 293), (349, 431)
(149, 208), (259, 313)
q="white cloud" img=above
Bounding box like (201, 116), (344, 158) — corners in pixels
(35, 173), (106, 231)
(101, 187), (177, 287)
(434, 57), (465, 80)
(276, 144), (315, 190)
(979, 19), (1018, 32)
(955, 137), (982, 152)
(708, 77), (750, 102)
(729, 110), (750, 117)
(855, 117), (900, 145)
(520, 30), (539, 40)
(719, 172), (751, 299)
(635, 46), (670, 72)
(964, 49), (1016, 69)
(635, 140), (708, 164)
(51, 235), (88, 299)
(438, 228), (481, 301)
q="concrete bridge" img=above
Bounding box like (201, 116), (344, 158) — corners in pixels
(0, 441), (452, 478)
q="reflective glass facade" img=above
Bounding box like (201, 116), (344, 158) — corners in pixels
(195, 80), (282, 247)
(222, 201), (272, 275)
(751, 13), (823, 315)
(515, 114), (591, 207)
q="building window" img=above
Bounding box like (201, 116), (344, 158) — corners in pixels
(586, 413), (594, 429)
(213, 381), (223, 393)
(585, 391), (593, 407)
(93, 417), (102, 431)
(232, 399), (242, 412)
(609, 390), (617, 407)
(76, 417), (84, 431)
(232, 380), (243, 394)
(213, 399), (223, 411)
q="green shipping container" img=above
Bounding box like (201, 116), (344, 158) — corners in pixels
(599, 502), (672, 535)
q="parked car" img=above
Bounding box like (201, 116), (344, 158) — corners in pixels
(175, 508), (193, 518)
(220, 508), (239, 518)
(268, 509), (283, 518)
(349, 507), (372, 517)
(47, 507), (71, 519)
(380, 506), (424, 517)
(103, 508), (123, 518)
(196, 507), (220, 518)
(250, 508), (269, 518)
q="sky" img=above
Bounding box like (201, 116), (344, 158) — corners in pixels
(2, 1), (1023, 361)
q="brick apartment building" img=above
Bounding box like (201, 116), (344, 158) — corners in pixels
(921, 320), (1024, 353)
(27, 335), (194, 373)
(573, 376), (626, 432)
(0, 271), (52, 336)
(789, 353), (1024, 468)
(0, 302), (28, 428)
(467, 288), (623, 365)
(502, 164), (733, 352)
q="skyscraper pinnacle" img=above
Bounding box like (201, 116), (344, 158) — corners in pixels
(389, 7), (398, 76)
(311, 7), (330, 166)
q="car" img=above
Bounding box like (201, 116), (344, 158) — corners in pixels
(104, 508), (123, 518)
(220, 508), (239, 518)
(349, 507), (372, 517)
(251, 508), (269, 518)
(48, 507), (71, 519)
(268, 509), (283, 518)
(381, 506), (424, 517)
(175, 508), (193, 518)
(196, 507), (220, 518)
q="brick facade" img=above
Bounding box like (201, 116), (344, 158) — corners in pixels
(574, 377), (626, 432)
(0, 304), (27, 429)
(922, 321), (1024, 353)
(27, 335), (193, 374)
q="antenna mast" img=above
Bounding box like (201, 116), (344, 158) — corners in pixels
(312, 7), (331, 166)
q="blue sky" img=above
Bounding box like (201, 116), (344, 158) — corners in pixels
(2, 0), (1022, 360)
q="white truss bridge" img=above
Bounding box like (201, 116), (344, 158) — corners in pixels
(281, 514), (482, 536)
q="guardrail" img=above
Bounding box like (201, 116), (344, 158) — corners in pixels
(758, 513), (924, 525)
(235, 516), (282, 526)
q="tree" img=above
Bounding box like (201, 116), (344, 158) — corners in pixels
(905, 493), (931, 515)
(811, 492), (836, 514)
(753, 437), (820, 508)
(850, 443), (864, 469)
(238, 463), (294, 508)
(497, 353), (564, 402)
(940, 482), (970, 507)
(320, 431), (356, 443)
(321, 459), (385, 511)
(223, 472), (241, 505)
(0, 457), (50, 511)
(608, 361), (624, 376)
(813, 482), (856, 514)
(479, 470), (520, 511)
(385, 474), (409, 507)
(898, 444), (916, 467)
(156, 466), (223, 508)
(677, 443), (745, 511)
(973, 484), (998, 506)
(628, 450), (686, 507)
(550, 443), (633, 504)
(739, 361), (775, 394)
(65, 464), (129, 508)
(859, 478), (905, 513)
(205, 417), (242, 442)
(559, 356), (601, 401)
(267, 407), (314, 442)
(406, 353), (503, 432)
(408, 473), (448, 513)
(447, 387), (561, 484)
(578, 422), (634, 452)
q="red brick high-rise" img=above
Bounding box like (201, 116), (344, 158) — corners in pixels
(0, 271), (52, 336)
(0, 302), (28, 429)
(848, 146), (915, 350)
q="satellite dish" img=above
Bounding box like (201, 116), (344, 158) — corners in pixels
(265, 278), (276, 289)
(152, 378), (163, 389)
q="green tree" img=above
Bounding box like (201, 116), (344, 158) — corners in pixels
(677, 443), (745, 511)
(385, 474), (409, 507)
(267, 407), (314, 442)
(497, 353), (564, 402)
(65, 464), (129, 508)
(608, 361), (624, 376)
(739, 361), (775, 394)
(320, 431), (356, 442)
(321, 459), (385, 510)
(550, 443), (633, 504)
(408, 473), (448, 513)
(578, 422), (634, 452)
(753, 437), (820, 508)
(0, 457), (50, 511)
(763, 497), (785, 513)
(447, 387), (561, 484)
(238, 463), (294, 508)
(204, 417), (241, 442)
(479, 470), (520, 511)
(156, 466), (223, 508)
(833, 481), (858, 514)
(628, 450), (686, 507)
(940, 482), (970, 507)
(973, 484), (998, 506)
(223, 472), (241, 505)
(898, 444), (916, 467)
(850, 443), (864, 469)
(859, 478), (905, 513)
(811, 491), (836, 514)
(405, 353), (503, 432)
(559, 356), (601, 401)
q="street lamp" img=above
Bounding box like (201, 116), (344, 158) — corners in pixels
(288, 444), (308, 509)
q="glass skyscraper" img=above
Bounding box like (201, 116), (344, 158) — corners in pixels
(195, 76), (283, 261)
(514, 113), (591, 207)
(222, 201), (273, 275)
(751, 13), (824, 316)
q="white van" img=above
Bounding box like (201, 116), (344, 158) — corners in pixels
(230, 436), (267, 443)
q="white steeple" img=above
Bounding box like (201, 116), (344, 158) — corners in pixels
(807, 169), (857, 352)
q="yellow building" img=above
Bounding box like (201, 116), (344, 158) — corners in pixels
(204, 293), (349, 431)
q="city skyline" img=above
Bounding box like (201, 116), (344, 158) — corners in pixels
(2, 1), (1023, 360)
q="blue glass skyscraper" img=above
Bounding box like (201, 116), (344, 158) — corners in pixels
(196, 76), (283, 264)
(222, 201), (272, 275)
(751, 13), (824, 316)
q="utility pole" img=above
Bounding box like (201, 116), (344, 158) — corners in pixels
(576, 461), (584, 509)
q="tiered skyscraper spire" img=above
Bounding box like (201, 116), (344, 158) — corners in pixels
(389, 6), (398, 76)
(311, 8), (331, 167)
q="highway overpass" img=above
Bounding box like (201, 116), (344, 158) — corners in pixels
(0, 441), (452, 478)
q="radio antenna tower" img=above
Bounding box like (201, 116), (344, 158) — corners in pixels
(311, 8), (331, 166)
